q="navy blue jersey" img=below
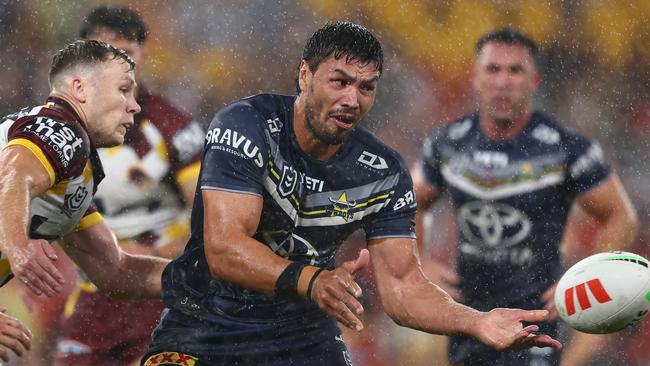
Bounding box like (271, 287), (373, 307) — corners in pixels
(420, 112), (610, 311)
(156, 93), (415, 357)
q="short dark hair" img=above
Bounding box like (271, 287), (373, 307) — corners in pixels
(80, 6), (148, 44)
(475, 28), (539, 60)
(297, 21), (383, 93)
(49, 39), (136, 85)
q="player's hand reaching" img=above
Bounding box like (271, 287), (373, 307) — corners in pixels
(540, 282), (558, 321)
(0, 308), (31, 362)
(6, 239), (64, 297)
(310, 249), (370, 332)
(471, 308), (562, 352)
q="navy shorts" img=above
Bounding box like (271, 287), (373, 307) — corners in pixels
(141, 308), (353, 366)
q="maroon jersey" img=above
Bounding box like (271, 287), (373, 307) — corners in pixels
(56, 89), (203, 366)
(0, 97), (105, 286)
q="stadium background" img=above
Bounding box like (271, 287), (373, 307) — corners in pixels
(0, 0), (648, 365)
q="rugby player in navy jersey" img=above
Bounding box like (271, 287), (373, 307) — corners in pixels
(142, 22), (560, 366)
(413, 28), (638, 366)
(0, 40), (169, 363)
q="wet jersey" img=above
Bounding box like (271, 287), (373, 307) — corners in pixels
(92, 88), (203, 245)
(158, 93), (416, 351)
(420, 112), (610, 310)
(0, 97), (105, 286)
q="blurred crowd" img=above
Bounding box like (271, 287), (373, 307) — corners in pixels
(0, 0), (648, 365)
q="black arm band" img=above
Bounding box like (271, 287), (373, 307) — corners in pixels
(275, 261), (307, 298)
(306, 267), (325, 301)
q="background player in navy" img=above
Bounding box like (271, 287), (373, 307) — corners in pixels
(0, 40), (169, 363)
(142, 22), (560, 366)
(413, 28), (638, 365)
(54, 7), (203, 366)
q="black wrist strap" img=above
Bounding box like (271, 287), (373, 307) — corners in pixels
(275, 261), (307, 298)
(306, 267), (325, 301)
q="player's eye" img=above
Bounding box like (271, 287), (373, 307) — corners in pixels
(360, 83), (376, 94)
(332, 79), (349, 87)
(486, 64), (500, 73)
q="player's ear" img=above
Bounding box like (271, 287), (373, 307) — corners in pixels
(70, 75), (87, 104)
(298, 60), (311, 94)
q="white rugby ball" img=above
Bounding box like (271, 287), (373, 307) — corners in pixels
(555, 251), (650, 334)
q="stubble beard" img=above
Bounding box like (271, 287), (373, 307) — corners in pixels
(304, 88), (344, 146)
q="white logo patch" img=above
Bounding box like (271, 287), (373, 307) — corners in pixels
(357, 151), (388, 170)
(532, 124), (560, 144)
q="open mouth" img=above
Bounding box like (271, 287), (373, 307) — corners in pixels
(330, 115), (354, 129)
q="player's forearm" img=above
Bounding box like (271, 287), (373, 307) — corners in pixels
(593, 209), (638, 252)
(205, 233), (291, 296)
(378, 268), (481, 337)
(0, 171), (32, 253)
(105, 253), (169, 299)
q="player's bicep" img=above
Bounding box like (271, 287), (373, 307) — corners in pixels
(0, 144), (53, 197)
(202, 189), (263, 254)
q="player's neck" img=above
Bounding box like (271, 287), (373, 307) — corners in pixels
(479, 109), (533, 141)
(293, 96), (341, 161)
(49, 91), (89, 127)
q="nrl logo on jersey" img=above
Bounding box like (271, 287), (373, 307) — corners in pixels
(278, 165), (298, 198)
(357, 151), (387, 170)
(327, 192), (356, 222)
(64, 186), (89, 212)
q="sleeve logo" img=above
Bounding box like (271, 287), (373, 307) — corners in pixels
(24, 117), (83, 167)
(205, 127), (264, 168)
(357, 151), (388, 170)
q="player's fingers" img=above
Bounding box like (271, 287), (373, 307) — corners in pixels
(525, 333), (562, 349)
(39, 241), (58, 261)
(0, 335), (27, 358)
(328, 299), (363, 331)
(337, 286), (364, 316)
(516, 309), (550, 323)
(335, 274), (362, 298)
(17, 274), (43, 297)
(341, 249), (370, 276)
(0, 346), (8, 362)
(0, 323), (32, 352)
(36, 251), (65, 288)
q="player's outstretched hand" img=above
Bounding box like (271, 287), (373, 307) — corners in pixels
(6, 239), (64, 297)
(472, 308), (562, 352)
(0, 308), (31, 362)
(310, 249), (370, 332)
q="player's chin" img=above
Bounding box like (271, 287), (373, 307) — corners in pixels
(101, 133), (126, 148)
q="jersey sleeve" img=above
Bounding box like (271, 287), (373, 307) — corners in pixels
(419, 131), (446, 190)
(564, 135), (611, 198)
(7, 117), (89, 186)
(200, 101), (268, 195)
(72, 205), (104, 232)
(364, 163), (417, 240)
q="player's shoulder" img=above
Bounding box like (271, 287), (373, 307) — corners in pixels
(528, 111), (595, 148)
(208, 93), (294, 142)
(349, 126), (409, 173)
(5, 99), (91, 178)
(424, 113), (478, 150)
